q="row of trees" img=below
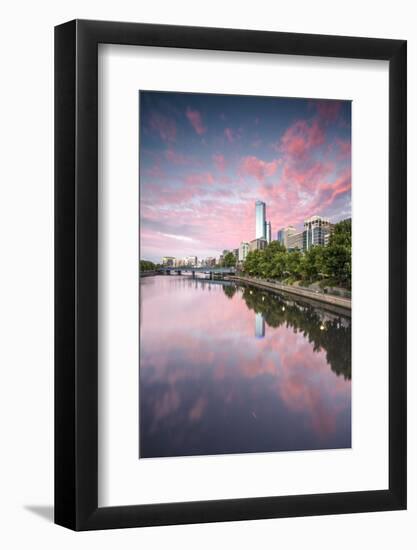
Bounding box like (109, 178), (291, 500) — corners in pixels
(243, 219), (351, 289)
(140, 260), (156, 272)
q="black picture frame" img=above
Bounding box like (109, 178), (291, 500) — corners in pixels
(55, 19), (407, 531)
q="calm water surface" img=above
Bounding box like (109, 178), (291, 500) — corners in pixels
(140, 275), (351, 458)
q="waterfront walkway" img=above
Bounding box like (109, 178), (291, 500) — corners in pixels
(228, 275), (351, 311)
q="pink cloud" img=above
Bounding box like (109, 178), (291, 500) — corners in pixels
(315, 100), (342, 122)
(213, 154), (226, 171)
(189, 396), (208, 421)
(224, 127), (234, 143)
(335, 138), (351, 159)
(149, 111), (176, 142)
(186, 107), (206, 135)
(185, 172), (214, 185)
(145, 164), (164, 178)
(282, 161), (334, 190)
(165, 149), (190, 165)
(280, 119), (325, 159)
(240, 156), (280, 182)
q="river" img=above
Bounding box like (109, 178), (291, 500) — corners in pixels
(139, 275), (351, 458)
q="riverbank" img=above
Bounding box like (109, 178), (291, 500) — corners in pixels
(227, 275), (351, 313)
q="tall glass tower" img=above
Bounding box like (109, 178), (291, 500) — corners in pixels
(265, 221), (272, 244)
(255, 200), (266, 239)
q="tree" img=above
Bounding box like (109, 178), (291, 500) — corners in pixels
(301, 245), (326, 282)
(222, 251), (237, 267)
(285, 250), (302, 279)
(140, 259), (156, 272)
(323, 219), (351, 288)
(264, 240), (286, 259)
(243, 250), (262, 276)
(269, 251), (287, 279)
(241, 219), (351, 290)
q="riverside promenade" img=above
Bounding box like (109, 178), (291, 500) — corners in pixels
(228, 275), (351, 312)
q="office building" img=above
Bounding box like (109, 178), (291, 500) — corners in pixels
(249, 238), (267, 252)
(287, 231), (304, 251)
(204, 257), (216, 267)
(255, 200), (266, 239)
(182, 256), (197, 267)
(162, 256), (175, 267)
(303, 215), (331, 250)
(277, 226), (296, 248)
(238, 241), (250, 262)
(265, 221), (272, 244)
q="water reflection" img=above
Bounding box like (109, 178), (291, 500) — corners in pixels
(255, 313), (265, 339)
(140, 276), (351, 458)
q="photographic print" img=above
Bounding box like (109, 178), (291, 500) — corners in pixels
(139, 91), (351, 459)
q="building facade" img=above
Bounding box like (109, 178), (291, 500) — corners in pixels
(265, 221), (272, 244)
(238, 241), (249, 262)
(287, 231), (304, 251)
(204, 257), (216, 267)
(249, 238), (267, 252)
(255, 200), (266, 239)
(277, 226), (296, 249)
(303, 215), (331, 250)
(162, 256), (175, 266)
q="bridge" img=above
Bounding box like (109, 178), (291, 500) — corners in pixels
(158, 266), (236, 279)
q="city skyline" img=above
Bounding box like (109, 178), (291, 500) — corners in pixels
(140, 92), (351, 263)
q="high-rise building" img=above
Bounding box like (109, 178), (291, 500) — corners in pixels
(238, 241), (250, 262)
(303, 215), (331, 250)
(287, 231), (304, 251)
(265, 221), (272, 244)
(255, 200), (266, 239)
(277, 226), (296, 248)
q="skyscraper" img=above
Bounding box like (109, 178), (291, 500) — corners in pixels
(255, 200), (266, 239)
(265, 221), (272, 244)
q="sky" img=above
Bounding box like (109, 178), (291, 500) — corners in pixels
(139, 91), (351, 263)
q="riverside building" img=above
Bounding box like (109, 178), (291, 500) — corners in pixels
(238, 242), (250, 262)
(303, 215), (331, 251)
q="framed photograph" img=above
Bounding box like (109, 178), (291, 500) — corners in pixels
(55, 20), (406, 530)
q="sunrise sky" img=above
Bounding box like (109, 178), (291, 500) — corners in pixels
(139, 91), (351, 263)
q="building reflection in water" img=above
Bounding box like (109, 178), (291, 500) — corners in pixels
(255, 312), (265, 338)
